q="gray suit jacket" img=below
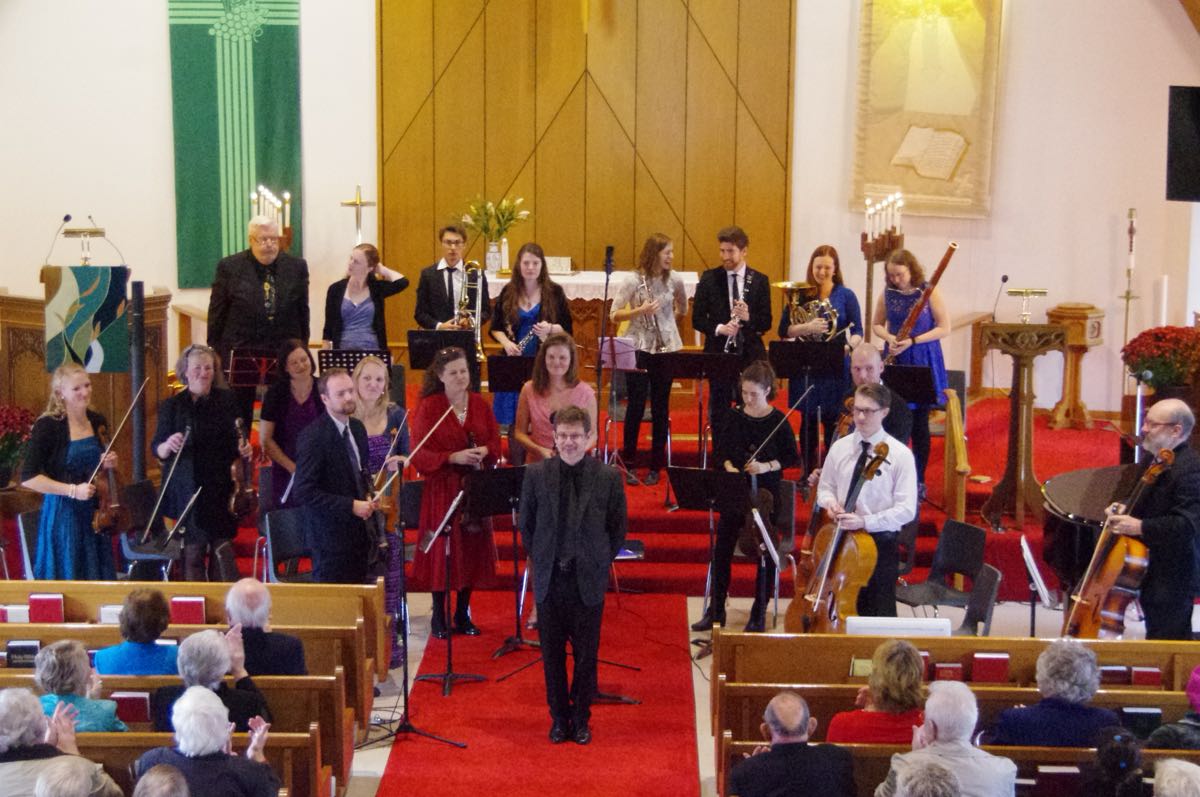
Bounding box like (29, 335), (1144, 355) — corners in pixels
(519, 456), (627, 607)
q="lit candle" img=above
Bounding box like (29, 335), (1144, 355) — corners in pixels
(896, 198), (904, 234)
(283, 192), (291, 229)
(864, 199), (872, 236)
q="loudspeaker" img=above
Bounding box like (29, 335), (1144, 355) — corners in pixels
(1167, 85), (1200, 201)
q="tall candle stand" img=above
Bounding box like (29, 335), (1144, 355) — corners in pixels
(859, 194), (904, 341)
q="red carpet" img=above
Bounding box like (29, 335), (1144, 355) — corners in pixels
(379, 590), (700, 797)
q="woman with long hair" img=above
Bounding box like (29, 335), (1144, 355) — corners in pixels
(609, 233), (687, 485)
(322, 243), (409, 350)
(408, 347), (501, 639)
(20, 363), (118, 580)
(351, 355), (409, 666)
(778, 244), (862, 475)
(258, 339), (320, 510)
(513, 333), (597, 463)
(488, 243), (572, 438)
(873, 248), (950, 497)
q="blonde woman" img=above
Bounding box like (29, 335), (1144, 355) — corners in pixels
(825, 638), (925, 743)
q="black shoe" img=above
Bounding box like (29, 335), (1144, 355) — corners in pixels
(625, 469), (640, 486)
(644, 470), (660, 486)
(744, 614), (766, 633)
(549, 720), (571, 744)
(430, 624), (448, 640)
(690, 609), (725, 632)
(572, 724), (592, 744)
(918, 482), (927, 501)
(455, 619), (481, 636)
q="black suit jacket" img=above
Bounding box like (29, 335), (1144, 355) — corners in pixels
(153, 678), (271, 733)
(1136, 444), (1200, 604)
(240, 627), (307, 676)
(691, 266), (772, 361)
(322, 274), (410, 349)
(414, 263), (492, 330)
(519, 456), (627, 607)
(729, 742), (856, 797)
(293, 413), (372, 560)
(207, 249), (310, 362)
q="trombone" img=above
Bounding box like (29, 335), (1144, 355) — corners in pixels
(454, 260), (486, 362)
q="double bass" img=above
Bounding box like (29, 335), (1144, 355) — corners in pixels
(786, 442), (889, 633)
(1062, 449), (1173, 639)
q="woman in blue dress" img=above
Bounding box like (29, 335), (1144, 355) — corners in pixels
(873, 248), (950, 496)
(778, 245), (863, 476)
(20, 363), (117, 580)
(488, 243), (571, 460)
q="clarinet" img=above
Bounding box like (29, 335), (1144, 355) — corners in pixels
(723, 270), (751, 354)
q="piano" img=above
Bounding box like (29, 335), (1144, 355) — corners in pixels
(1042, 463), (1139, 593)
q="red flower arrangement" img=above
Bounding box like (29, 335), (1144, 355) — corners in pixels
(0, 404), (36, 484)
(1122, 326), (1200, 390)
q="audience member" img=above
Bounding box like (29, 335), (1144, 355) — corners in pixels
(896, 760), (962, 797)
(1148, 665), (1200, 749)
(136, 686), (279, 797)
(34, 641), (125, 732)
(132, 764), (190, 797)
(875, 681), (1016, 797)
(0, 688), (122, 797)
(827, 639), (925, 743)
(1154, 759), (1200, 797)
(34, 757), (99, 797)
(1083, 727), (1150, 797)
(225, 579), (307, 676)
(987, 638), (1118, 747)
(94, 588), (178, 676)
(153, 629), (271, 733)
(729, 691), (855, 797)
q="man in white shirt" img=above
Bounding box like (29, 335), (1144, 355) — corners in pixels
(816, 382), (917, 616)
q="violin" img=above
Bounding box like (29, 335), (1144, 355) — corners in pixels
(91, 425), (130, 535)
(373, 427), (403, 534)
(229, 418), (257, 521)
(735, 451), (779, 560)
(1062, 449), (1172, 639)
(786, 442), (889, 633)
(834, 395), (855, 440)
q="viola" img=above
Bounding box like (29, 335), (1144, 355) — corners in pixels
(786, 442), (889, 633)
(374, 427), (403, 534)
(1062, 449), (1173, 639)
(228, 418), (258, 521)
(91, 425), (130, 535)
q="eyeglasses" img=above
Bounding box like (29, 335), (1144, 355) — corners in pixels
(1143, 420), (1179, 430)
(554, 431), (586, 442)
(441, 239), (465, 248)
(252, 235), (280, 245)
(852, 405), (883, 416)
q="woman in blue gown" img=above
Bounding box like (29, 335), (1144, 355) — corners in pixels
(873, 248), (950, 496)
(20, 363), (117, 580)
(778, 245), (863, 475)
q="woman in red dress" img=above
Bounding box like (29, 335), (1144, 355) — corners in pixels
(409, 347), (501, 639)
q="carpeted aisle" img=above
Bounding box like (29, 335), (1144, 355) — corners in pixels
(380, 590), (700, 797)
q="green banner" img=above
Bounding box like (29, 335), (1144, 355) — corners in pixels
(168, 0), (302, 288)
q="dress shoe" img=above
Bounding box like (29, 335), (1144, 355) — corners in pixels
(455, 619), (482, 636)
(743, 614), (766, 633)
(430, 625), (448, 640)
(690, 609), (725, 632)
(644, 470), (660, 486)
(549, 720), (571, 744)
(625, 469), (640, 486)
(572, 724), (592, 745)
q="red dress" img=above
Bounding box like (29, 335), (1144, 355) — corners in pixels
(409, 392), (501, 591)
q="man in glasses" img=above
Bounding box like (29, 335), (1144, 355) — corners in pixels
(208, 215), (310, 428)
(814, 382), (917, 616)
(413, 225), (492, 331)
(1108, 398), (1200, 639)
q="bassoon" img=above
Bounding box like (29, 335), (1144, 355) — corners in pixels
(883, 242), (957, 365)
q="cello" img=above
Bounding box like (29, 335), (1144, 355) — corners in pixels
(794, 395), (855, 587)
(786, 442), (889, 633)
(1062, 449), (1173, 639)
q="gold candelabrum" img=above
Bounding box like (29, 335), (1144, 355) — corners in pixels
(859, 193), (904, 342)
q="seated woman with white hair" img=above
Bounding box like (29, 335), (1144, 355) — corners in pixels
(875, 680), (1016, 797)
(152, 629), (271, 733)
(1154, 759), (1200, 797)
(896, 760), (962, 797)
(0, 688), (122, 797)
(136, 686), (279, 797)
(986, 638), (1119, 747)
(34, 641), (125, 733)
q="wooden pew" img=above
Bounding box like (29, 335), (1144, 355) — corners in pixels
(714, 680), (1194, 744)
(719, 734), (1200, 797)
(0, 621), (372, 730)
(0, 669), (354, 787)
(709, 629), (1200, 723)
(77, 724), (330, 797)
(0, 578), (390, 680)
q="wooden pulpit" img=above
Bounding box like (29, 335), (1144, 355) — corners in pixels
(1046, 303), (1104, 430)
(980, 323), (1066, 528)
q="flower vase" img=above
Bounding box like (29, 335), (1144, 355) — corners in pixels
(485, 240), (503, 274)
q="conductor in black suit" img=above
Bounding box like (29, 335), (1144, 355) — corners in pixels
(519, 405), (627, 745)
(1109, 397), (1200, 640)
(729, 691), (856, 797)
(691, 226), (772, 448)
(294, 368), (400, 584)
(207, 215), (310, 428)
(414, 225), (492, 331)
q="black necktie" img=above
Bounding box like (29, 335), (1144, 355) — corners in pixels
(343, 426), (365, 496)
(730, 273), (740, 303)
(445, 268), (457, 310)
(850, 440), (871, 487)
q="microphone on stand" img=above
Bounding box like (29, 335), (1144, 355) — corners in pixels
(89, 214), (128, 265)
(604, 244), (614, 275)
(42, 214), (72, 265)
(990, 274), (1009, 321)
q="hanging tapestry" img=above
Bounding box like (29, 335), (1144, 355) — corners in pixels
(41, 266), (130, 373)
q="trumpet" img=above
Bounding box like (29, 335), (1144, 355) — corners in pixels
(454, 260), (485, 362)
(639, 275), (669, 353)
(776, 281), (840, 341)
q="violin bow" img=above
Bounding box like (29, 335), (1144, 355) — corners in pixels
(743, 384), (813, 469)
(375, 404), (453, 497)
(141, 425), (190, 544)
(87, 377), (149, 485)
(371, 408), (410, 491)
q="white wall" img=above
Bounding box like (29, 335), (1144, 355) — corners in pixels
(790, 0), (1200, 411)
(0, 0), (377, 360)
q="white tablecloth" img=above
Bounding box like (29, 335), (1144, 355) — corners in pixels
(486, 270), (700, 301)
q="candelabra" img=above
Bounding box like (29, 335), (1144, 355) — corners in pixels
(859, 193), (904, 341)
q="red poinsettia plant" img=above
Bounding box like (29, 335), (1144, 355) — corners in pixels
(1122, 325), (1200, 390)
(0, 404), (35, 471)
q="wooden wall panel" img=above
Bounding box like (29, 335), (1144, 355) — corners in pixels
(737, 0), (792, 161)
(379, 2), (432, 154)
(434, 0), (486, 78)
(635, 0), (686, 216)
(735, 100), (787, 280)
(535, 0), (586, 140)
(534, 85), (586, 262)
(584, 77), (636, 268)
(484, 0), (536, 196)
(688, 0), (739, 80)
(432, 23), (486, 229)
(586, 0), (638, 141)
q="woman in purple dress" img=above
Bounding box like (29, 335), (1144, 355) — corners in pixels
(322, 243), (409, 351)
(872, 248), (950, 496)
(259, 339), (321, 510)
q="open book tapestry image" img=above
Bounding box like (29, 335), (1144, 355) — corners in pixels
(41, 265), (130, 373)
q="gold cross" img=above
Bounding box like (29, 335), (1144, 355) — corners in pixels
(340, 184), (377, 244)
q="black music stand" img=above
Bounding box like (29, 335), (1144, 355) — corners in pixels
(882, 364), (939, 407)
(227, 346), (277, 429)
(407, 330), (479, 390)
(769, 340), (845, 472)
(485, 355), (534, 394)
(668, 466), (750, 659)
(653, 352), (742, 471)
(318, 348), (392, 373)
(414, 491), (486, 697)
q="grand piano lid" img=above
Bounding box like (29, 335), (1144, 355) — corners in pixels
(1042, 463), (1139, 524)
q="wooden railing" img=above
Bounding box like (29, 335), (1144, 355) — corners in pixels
(942, 387), (970, 521)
